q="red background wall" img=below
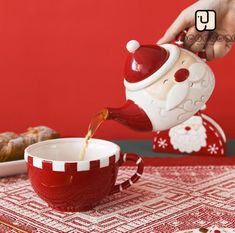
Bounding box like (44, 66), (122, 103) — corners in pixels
(0, 0), (234, 139)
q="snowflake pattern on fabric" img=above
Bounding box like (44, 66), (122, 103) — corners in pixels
(152, 113), (226, 156)
(207, 144), (219, 154)
(157, 138), (168, 148)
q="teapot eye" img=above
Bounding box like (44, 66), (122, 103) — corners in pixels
(163, 79), (168, 84)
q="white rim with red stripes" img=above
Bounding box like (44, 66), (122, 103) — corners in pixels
(24, 138), (120, 172)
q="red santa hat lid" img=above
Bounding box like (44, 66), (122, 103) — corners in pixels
(124, 40), (180, 91)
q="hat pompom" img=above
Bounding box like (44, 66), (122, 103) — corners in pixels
(126, 40), (140, 53)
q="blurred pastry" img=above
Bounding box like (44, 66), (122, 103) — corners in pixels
(0, 126), (60, 162)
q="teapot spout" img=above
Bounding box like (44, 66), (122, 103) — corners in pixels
(106, 100), (153, 131)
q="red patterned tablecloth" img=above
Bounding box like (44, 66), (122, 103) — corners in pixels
(0, 166), (235, 233)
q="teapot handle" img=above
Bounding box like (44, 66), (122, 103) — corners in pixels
(173, 30), (207, 62)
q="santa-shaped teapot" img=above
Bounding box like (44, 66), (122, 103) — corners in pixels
(105, 35), (215, 132)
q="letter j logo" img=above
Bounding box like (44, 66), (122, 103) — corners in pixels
(195, 10), (216, 32)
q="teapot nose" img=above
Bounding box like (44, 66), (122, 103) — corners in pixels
(174, 68), (189, 82)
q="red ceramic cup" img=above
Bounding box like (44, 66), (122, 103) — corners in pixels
(24, 138), (144, 212)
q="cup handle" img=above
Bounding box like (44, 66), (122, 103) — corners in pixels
(109, 153), (144, 195)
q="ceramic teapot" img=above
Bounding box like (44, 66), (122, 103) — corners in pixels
(105, 33), (215, 132)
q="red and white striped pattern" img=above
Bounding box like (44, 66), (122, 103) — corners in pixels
(24, 151), (144, 192)
(24, 152), (120, 172)
(110, 153), (144, 194)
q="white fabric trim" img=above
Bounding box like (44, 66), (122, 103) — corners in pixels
(124, 44), (180, 91)
(201, 113), (226, 142)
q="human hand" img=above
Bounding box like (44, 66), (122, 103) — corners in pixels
(158, 0), (235, 60)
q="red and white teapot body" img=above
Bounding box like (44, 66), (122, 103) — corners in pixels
(124, 40), (215, 131)
(106, 39), (215, 132)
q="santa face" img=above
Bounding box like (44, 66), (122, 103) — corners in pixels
(125, 48), (215, 131)
(145, 49), (196, 109)
(169, 116), (207, 153)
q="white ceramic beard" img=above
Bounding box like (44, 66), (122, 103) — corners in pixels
(169, 116), (207, 153)
(126, 61), (215, 131)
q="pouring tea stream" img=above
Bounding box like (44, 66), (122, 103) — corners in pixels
(79, 37), (215, 160)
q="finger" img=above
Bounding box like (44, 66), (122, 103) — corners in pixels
(184, 26), (198, 48)
(213, 38), (232, 59)
(184, 26), (208, 50)
(204, 32), (218, 61)
(190, 31), (209, 53)
(157, 10), (193, 44)
(205, 43), (215, 61)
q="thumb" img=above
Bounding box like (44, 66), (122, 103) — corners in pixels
(157, 11), (193, 45)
